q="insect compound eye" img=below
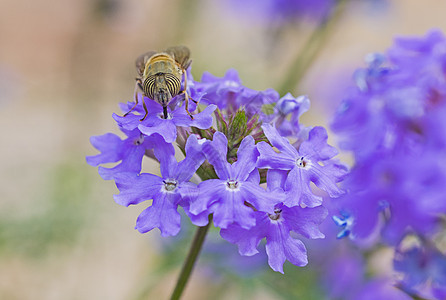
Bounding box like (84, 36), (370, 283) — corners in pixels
(164, 73), (181, 97)
(143, 76), (156, 100)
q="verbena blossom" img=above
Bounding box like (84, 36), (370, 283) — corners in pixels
(221, 0), (387, 24)
(222, 0), (335, 23)
(113, 135), (207, 237)
(257, 124), (346, 208)
(87, 63), (346, 272)
(86, 128), (164, 180)
(331, 29), (446, 296)
(220, 169), (327, 273)
(113, 96), (216, 143)
(186, 132), (283, 229)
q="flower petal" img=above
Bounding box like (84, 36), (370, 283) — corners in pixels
(257, 141), (295, 170)
(212, 190), (256, 229)
(299, 126), (339, 161)
(261, 123), (298, 157)
(138, 119), (177, 143)
(231, 135), (259, 181)
(190, 179), (225, 215)
(240, 182), (283, 213)
(175, 135), (206, 182)
(220, 223), (263, 256)
(266, 169), (288, 190)
(113, 173), (163, 206)
(173, 104), (217, 129)
(86, 133), (122, 166)
(203, 132), (231, 180)
(283, 205), (327, 239)
(135, 192), (181, 237)
(98, 141), (146, 180)
(284, 167), (323, 207)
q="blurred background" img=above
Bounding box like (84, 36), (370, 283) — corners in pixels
(1, 0), (446, 299)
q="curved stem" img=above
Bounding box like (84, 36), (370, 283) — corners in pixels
(170, 215), (213, 300)
(277, 0), (349, 95)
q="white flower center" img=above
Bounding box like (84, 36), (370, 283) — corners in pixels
(296, 156), (309, 168)
(225, 180), (241, 192)
(225, 81), (239, 88)
(163, 179), (178, 192)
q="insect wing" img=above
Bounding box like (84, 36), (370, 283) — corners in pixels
(135, 50), (157, 76)
(165, 46), (191, 70)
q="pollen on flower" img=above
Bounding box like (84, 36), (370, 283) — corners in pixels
(296, 156), (309, 168)
(268, 208), (283, 221)
(225, 180), (241, 191)
(163, 179), (178, 192)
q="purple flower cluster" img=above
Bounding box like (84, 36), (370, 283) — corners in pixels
(222, 0), (387, 24)
(331, 30), (446, 297)
(87, 65), (346, 272)
(222, 0), (335, 23)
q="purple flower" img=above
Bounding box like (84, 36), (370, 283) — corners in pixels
(235, 87), (279, 120)
(394, 245), (446, 298)
(257, 123), (347, 207)
(86, 128), (166, 180)
(113, 97), (216, 143)
(220, 170), (327, 273)
(187, 132), (284, 229)
(196, 69), (245, 110)
(331, 30), (446, 243)
(222, 0), (335, 23)
(270, 93), (311, 138)
(113, 135), (206, 237)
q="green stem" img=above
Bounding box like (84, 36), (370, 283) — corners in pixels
(277, 0), (349, 95)
(170, 215), (213, 300)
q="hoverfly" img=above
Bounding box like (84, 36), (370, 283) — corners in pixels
(124, 46), (194, 120)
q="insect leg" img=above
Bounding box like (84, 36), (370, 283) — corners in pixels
(140, 100), (149, 121)
(182, 69), (194, 120)
(124, 79), (143, 117)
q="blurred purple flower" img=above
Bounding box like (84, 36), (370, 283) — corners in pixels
(394, 245), (446, 299)
(331, 30), (446, 244)
(222, 0), (335, 23)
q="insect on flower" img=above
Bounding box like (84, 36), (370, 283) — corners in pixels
(124, 46), (195, 120)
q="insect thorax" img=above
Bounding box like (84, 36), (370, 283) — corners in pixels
(144, 54), (181, 78)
